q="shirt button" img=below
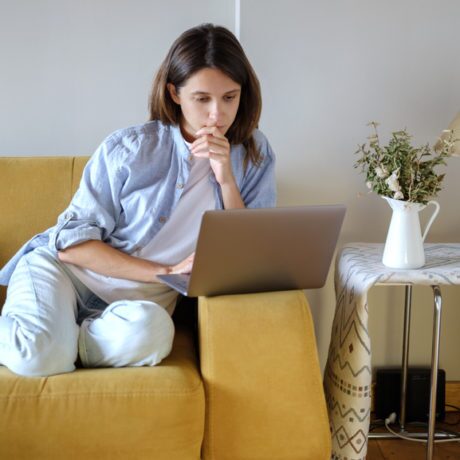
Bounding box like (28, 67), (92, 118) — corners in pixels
(176, 183), (184, 190)
(188, 154), (193, 162)
(159, 216), (167, 224)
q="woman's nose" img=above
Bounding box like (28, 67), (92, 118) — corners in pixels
(208, 104), (223, 123)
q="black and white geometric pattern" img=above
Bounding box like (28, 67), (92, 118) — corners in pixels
(324, 243), (460, 460)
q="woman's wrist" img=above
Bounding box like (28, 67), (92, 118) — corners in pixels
(219, 179), (245, 209)
(151, 262), (172, 281)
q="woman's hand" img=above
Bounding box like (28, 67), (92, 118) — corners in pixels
(170, 253), (195, 275)
(191, 119), (245, 209)
(192, 121), (233, 186)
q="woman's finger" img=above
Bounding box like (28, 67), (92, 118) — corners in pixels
(170, 253), (194, 274)
(195, 125), (225, 138)
(191, 134), (228, 151)
(192, 144), (228, 157)
(192, 138), (229, 159)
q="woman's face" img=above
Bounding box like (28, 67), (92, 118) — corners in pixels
(168, 67), (241, 142)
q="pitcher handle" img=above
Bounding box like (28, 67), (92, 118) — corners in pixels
(422, 200), (440, 242)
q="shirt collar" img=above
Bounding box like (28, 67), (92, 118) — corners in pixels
(171, 123), (193, 162)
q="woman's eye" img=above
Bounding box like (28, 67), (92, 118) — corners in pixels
(194, 95), (236, 103)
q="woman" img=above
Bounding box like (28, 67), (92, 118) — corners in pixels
(0, 24), (276, 377)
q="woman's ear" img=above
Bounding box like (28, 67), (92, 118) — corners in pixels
(167, 83), (180, 105)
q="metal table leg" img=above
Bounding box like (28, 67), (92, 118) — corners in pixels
(427, 285), (442, 460)
(369, 284), (452, 451)
(400, 285), (412, 431)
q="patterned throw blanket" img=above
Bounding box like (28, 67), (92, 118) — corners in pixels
(324, 243), (460, 460)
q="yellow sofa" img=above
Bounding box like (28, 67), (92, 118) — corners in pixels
(0, 156), (331, 460)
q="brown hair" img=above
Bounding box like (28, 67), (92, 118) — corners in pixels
(149, 23), (263, 167)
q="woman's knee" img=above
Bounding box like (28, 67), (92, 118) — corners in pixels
(3, 319), (79, 377)
(1, 247), (79, 377)
(79, 300), (175, 368)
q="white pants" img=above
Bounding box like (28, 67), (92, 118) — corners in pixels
(0, 247), (175, 377)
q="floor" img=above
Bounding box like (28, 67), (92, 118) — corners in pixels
(367, 412), (460, 459)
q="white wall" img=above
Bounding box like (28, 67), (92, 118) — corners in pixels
(1, 1), (460, 378)
(241, 0), (460, 378)
(0, 0), (233, 155)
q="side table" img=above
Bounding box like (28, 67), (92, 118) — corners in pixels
(323, 243), (460, 460)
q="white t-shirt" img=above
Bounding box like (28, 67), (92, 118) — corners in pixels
(66, 140), (216, 313)
(137, 154), (215, 266)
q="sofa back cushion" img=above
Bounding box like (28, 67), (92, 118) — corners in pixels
(72, 156), (89, 195)
(0, 156), (89, 306)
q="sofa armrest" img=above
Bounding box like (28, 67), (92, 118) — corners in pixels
(198, 290), (331, 460)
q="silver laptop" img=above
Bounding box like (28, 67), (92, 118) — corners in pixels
(157, 204), (346, 297)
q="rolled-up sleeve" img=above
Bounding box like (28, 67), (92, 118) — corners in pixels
(240, 134), (277, 209)
(49, 136), (125, 252)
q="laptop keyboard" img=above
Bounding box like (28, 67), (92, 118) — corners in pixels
(158, 274), (190, 294)
(172, 275), (189, 292)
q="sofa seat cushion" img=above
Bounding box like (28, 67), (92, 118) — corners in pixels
(0, 326), (204, 460)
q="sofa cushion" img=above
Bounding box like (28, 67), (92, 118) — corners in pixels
(72, 156), (89, 195)
(0, 157), (74, 263)
(0, 326), (205, 460)
(0, 156), (78, 306)
(198, 290), (332, 460)
(0, 156), (90, 306)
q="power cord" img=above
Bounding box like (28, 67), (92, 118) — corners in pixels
(384, 412), (460, 444)
(443, 404), (460, 426)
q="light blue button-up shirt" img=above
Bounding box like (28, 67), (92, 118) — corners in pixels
(0, 120), (276, 285)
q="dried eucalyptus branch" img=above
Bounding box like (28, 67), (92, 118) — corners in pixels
(354, 123), (459, 204)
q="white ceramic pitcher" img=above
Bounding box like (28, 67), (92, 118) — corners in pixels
(382, 196), (440, 269)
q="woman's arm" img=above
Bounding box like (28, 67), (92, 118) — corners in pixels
(219, 180), (245, 209)
(58, 240), (193, 282)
